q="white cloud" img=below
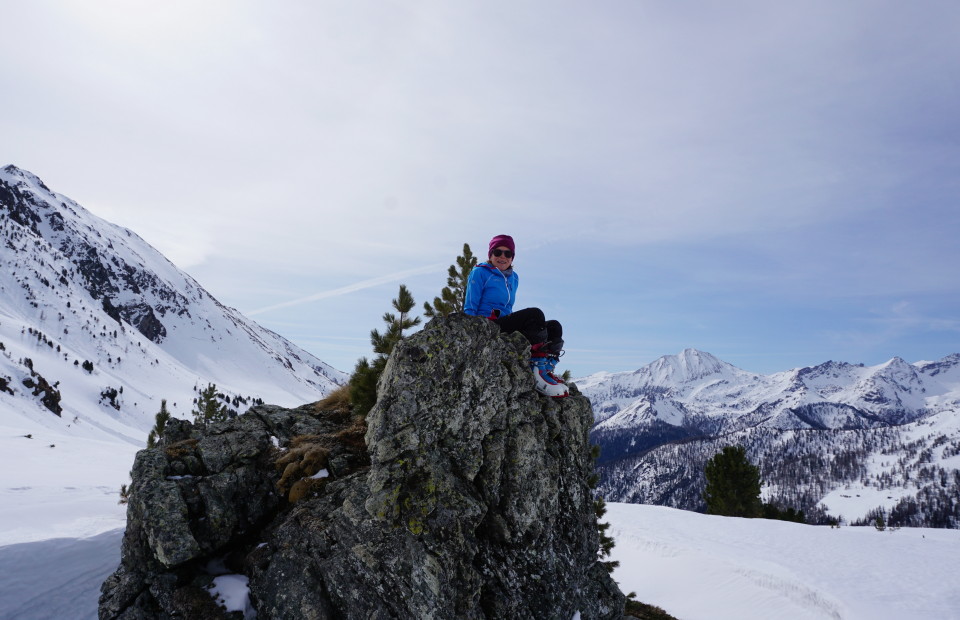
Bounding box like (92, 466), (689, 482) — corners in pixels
(8, 1), (958, 259)
(247, 263), (446, 316)
(4, 1), (959, 375)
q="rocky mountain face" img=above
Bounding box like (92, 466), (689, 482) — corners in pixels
(578, 350), (960, 527)
(99, 315), (625, 619)
(0, 165), (345, 443)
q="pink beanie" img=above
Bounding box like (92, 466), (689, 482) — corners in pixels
(488, 234), (515, 257)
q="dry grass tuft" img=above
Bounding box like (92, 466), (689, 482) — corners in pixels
(275, 435), (330, 502)
(314, 383), (351, 414)
(332, 415), (368, 453)
(165, 439), (199, 459)
(624, 599), (679, 619)
(287, 477), (329, 503)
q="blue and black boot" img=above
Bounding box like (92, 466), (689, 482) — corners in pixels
(530, 343), (568, 398)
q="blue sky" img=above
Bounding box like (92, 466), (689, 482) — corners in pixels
(3, 1), (959, 377)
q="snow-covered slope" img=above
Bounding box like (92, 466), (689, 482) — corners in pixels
(607, 503), (960, 620)
(0, 164), (346, 448)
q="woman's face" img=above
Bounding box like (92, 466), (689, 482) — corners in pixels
(490, 245), (514, 271)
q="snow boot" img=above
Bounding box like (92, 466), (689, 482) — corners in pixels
(531, 348), (568, 398)
(543, 354), (565, 382)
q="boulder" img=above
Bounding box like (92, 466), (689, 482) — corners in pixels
(100, 314), (625, 619)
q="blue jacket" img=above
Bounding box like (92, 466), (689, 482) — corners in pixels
(464, 262), (517, 317)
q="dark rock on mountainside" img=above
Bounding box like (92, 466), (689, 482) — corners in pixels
(99, 314), (625, 619)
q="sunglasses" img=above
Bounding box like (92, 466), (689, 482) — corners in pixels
(491, 249), (514, 258)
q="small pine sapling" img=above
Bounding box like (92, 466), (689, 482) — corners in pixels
(350, 285), (421, 418)
(146, 399), (171, 448)
(589, 443), (619, 572)
(423, 243), (477, 318)
(192, 384), (228, 430)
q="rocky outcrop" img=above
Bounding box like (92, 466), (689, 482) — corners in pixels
(100, 314), (625, 619)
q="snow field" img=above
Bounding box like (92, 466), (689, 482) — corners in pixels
(2, 501), (959, 619)
(607, 503), (960, 620)
(0, 530), (122, 620)
(0, 426), (137, 545)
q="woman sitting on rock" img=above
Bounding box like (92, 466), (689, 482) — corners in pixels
(464, 234), (567, 398)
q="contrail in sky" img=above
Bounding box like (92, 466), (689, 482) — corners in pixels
(247, 263), (447, 316)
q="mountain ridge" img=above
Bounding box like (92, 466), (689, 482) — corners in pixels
(578, 349), (960, 527)
(577, 348), (960, 436)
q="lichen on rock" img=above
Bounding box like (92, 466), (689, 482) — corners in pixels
(100, 314), (625, 619)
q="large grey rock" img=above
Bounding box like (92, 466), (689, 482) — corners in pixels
(100, 314), (625, 619)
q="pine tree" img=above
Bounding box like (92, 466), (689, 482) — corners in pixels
(423, 243), (477, 318)
(371, 284), (421, 356)
(118, 483), (130, 505)
(874, 512), (886, 531)
(590, 443), (619, 572)
(350, 285), (421, 417)
(349, 357), (380, 419)
(703, 445), (763, 518)
(192, 384), (228, 430)
(594, 496), (618, 572)
(146, 399), (171, 448)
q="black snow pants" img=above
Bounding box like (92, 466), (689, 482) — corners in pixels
(494, 307), (563, 355)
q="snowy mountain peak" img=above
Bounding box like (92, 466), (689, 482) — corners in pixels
(576, 349), (747, 428)
(876, 356), (923, 385)
(2, 164), (50, 190)
(645, 348), (739, 385)
(797, 359), (858, 377)
(883, 356), (912, 370)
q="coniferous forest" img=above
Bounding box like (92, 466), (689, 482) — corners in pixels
(595, 424), (960, 528)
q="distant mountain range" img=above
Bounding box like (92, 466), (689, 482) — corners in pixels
(577, 349), (960, 527)
(0, 165), (345, 446)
